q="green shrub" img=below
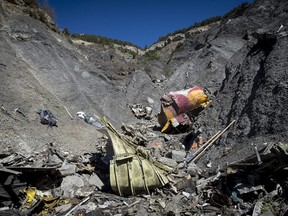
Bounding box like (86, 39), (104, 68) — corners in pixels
(144, 50), (159, 60)
(63, 28), (70, 36)
(38, 10), (46, 22)
(22, 0), (55, 25)
(38, 0), (55, 21)
(117, 47), (137, 58)
(23, 0), (37, 7)
(67, 38), (73, 44)
(223, 2), (250, 19)
(71, 33), (140, 49)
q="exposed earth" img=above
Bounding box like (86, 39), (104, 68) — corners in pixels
(1, 0), (288, 215)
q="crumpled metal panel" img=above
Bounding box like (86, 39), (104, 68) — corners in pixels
(101, 117), (174, 196)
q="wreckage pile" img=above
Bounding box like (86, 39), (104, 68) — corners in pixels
(1, 94), (288, 215)
(1, 0), (288, 215)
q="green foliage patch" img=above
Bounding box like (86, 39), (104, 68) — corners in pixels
(143, 50), (159, 60)
(71, 34), (140, 49)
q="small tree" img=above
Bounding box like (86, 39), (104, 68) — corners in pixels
(63, 28), (70, 36)
(38, 0), (55, 21)
(23, 0), (37, 7)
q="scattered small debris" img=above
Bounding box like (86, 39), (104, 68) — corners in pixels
(128, 104), (153, 119)
(1, 105), (288, 216)
(64, 105), (74, 120)
(76, 111), (103, 128)
(36, 108), (58, 127)
(14, 107), (27, 118)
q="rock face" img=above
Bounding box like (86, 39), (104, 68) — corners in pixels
(0, 0), (288, 166)
(182, 0), (288, 166)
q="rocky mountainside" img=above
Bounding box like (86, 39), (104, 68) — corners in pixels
(1, 0), (288, 169)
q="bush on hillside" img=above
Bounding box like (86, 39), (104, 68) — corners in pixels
(38, 0), (55, 21)
(143, 50), (159, 60)
(222, 2), (250, 19)
(24, 0), (37, 7)
(63, 28), (70, 36)
(21, 0), (55, 27)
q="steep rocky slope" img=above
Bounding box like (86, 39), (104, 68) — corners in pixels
(0, 0), (162, 154)
(169, 0), (288, 168)
(1, 0), (288, 169)
(141, 0), (288, 168)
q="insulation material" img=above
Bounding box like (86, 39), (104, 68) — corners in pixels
(158, 86), (210, 133)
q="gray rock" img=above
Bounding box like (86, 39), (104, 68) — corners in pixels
(88, 173), (104, 189)
(171, 150), (186, 162)
(49, 154), (63, 165)
(58, 164), (77, 176)
(187, 161), (201, 177)
(59, 175), (85, 198)
(76, 202), (97, 214)
(175, 177), (196, 193)
(15, 140), (33, 157)
(75, 186), (95, 197)
(157, 157), (177, 168)
(162, 134), (171, 141)
(54, 204), (73, 214)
